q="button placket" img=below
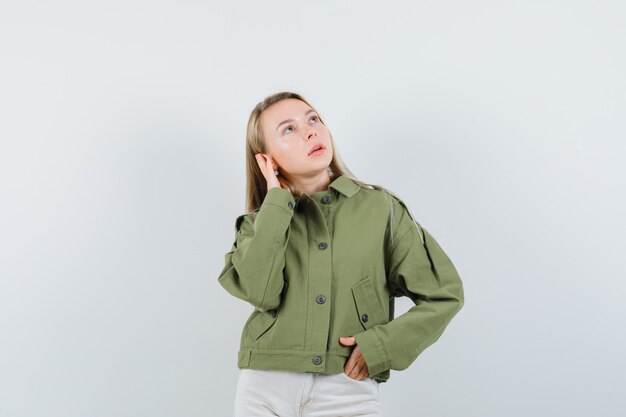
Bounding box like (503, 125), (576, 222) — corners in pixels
(304, 195), (332, 368)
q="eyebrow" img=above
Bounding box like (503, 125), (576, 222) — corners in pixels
(276, 109), (317, 132)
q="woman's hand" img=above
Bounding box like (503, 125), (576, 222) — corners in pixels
(339, 336), (370, 381)
(255, 153), (282, 190)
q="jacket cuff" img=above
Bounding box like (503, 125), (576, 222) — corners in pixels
(260, 187), (296, 215)
(353, 327), (392, 376)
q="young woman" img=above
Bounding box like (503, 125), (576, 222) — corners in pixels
(218, 91), (464, 417)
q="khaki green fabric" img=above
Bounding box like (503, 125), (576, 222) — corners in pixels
(218, 174), (464, 383)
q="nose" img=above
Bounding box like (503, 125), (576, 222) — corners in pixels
(303, 125), (317, 141)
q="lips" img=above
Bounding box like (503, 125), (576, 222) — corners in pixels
(308, 143), (325, 156)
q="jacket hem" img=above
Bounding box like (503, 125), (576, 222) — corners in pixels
(237, 348), (390, 383)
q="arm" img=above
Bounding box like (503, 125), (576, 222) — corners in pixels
(353, 197), (465, 376)
(217, 187), (296, 311)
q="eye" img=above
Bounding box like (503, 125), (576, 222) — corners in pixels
(282, 125), (294, 134)
(309, 115), (319, 123)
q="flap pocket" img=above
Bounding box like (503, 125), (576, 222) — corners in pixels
(247, 309), (279, 340)
(351, 276), (387, 331)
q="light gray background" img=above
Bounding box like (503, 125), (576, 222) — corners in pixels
(1, 1), (625, 416)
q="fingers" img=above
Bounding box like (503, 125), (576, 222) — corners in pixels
(356, 366), (369, 381)
(344, 348), (361, 377)
(348, 364), (360, 379)
(255, 153), (280, 188)
(343, 346), (370, 381)
(339, 336), (356, 346)
(255, 153), (273, 177)
(343, 349), (357, 375)
(350, 359), (370, 381)
(255, 153), (271, 168)
(345, 361), (369, 380)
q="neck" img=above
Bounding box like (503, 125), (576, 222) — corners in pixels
(287, 170), (334, 197)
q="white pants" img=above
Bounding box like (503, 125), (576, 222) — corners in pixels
(233, 369), (381, 417)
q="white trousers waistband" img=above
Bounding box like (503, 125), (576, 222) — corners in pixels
(233, 368), (381, 417)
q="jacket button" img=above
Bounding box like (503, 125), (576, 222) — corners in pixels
(361, 314), (369, 323)
(322, 195), (332, 204)
(288, 201), (294, 210)
(312, 356), (323, 365)
(271, 310), (277, 318)
(315, 295), (326, 304)
(318, 242), (328, 250)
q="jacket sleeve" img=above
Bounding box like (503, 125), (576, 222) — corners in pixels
(353, 196), (465, 376)
(217, 187), (296, 312)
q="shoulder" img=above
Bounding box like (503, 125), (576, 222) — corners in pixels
(368, 184), (424, 244)
(367, 184), (418, 222)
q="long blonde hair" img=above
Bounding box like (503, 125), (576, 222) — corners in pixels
(244, 91), (398, 214)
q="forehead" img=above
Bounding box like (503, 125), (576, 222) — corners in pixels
(261, 98), (313, 126)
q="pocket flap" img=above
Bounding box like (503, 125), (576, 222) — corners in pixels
(351, 276), (386, 330)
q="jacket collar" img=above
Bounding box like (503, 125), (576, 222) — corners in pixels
(329, 174), (362, 198)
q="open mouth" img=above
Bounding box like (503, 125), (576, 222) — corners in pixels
(308, 144), (325, 156)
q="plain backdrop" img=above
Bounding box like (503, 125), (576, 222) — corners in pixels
(1, 1), (625, 416)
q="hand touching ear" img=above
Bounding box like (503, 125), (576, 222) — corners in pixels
(339, 337), (370, 381)
(255, 153), (282, 190)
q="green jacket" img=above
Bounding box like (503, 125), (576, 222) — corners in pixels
(218, 174), (464, 383)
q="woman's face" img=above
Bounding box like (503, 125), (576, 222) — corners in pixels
(260, 98), (333, 179)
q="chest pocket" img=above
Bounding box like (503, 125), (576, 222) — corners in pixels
(351, 276), (387, 331)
